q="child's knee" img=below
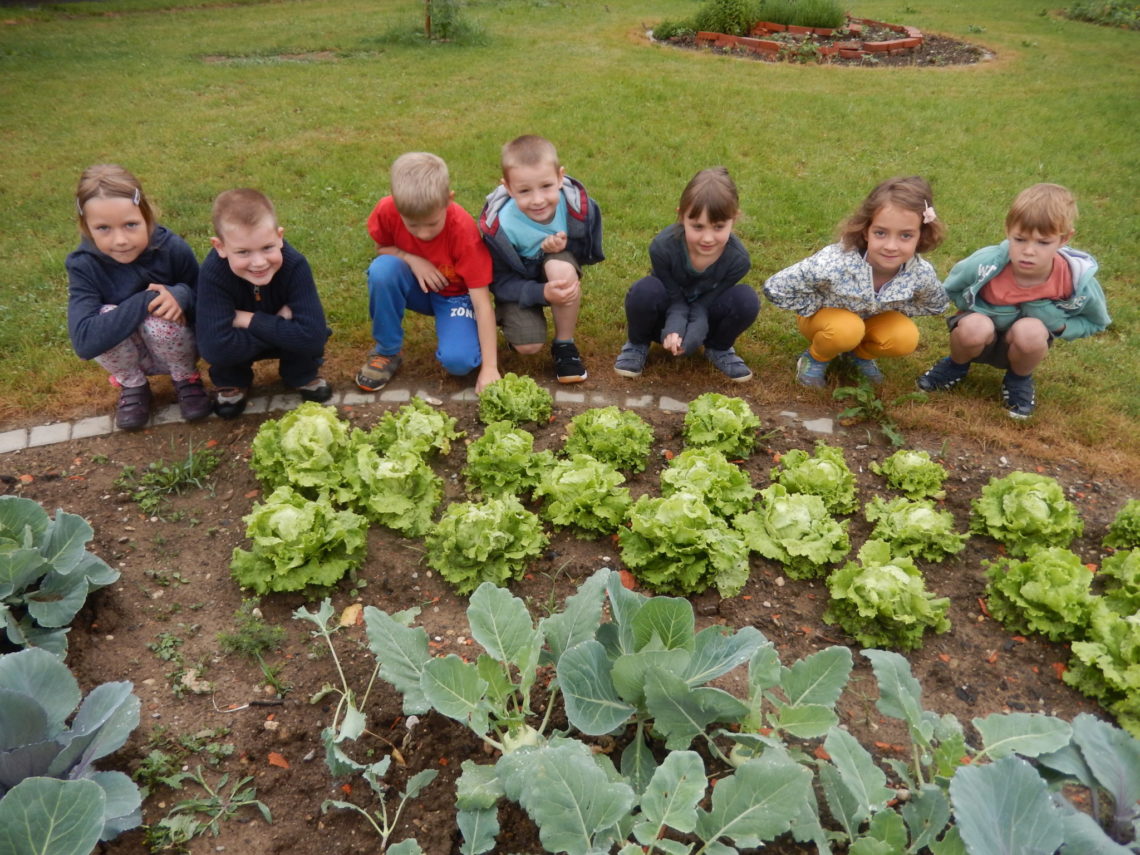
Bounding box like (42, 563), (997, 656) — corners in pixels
(367, 254), (410, 288)
(951, 313), (996, 347)
(1008, 317), (1050, 349)
(439, 350), (481, 376)
(511, 342), (544, 356)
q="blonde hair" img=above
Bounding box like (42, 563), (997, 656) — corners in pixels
(75, 164), (155, 242)
(676, 167), (740, 224)
(501, 135), (561, 177)
(390, 152), (451, 219)
(838, 176), (945, 254)
(211, 188), (277, 238)
(1005, 183), (1077, 237)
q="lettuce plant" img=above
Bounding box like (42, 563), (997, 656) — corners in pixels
(230, 487), (369, 594)
(425, 496), (547, 594)
(969, 471), (1084, 556)
(983, 546), (1095, 641)
(659, 446), (756, 519)
(770, 441), (858, 514)
(869, 448), (948, 499)
(342, 446), (441, 537)
(1099, 547), (1140, 615)
(1065, 601), (1140, 738)
(864, 495), (968, 562)
(367, 396), (463, 459)
(533, 454), (631, 537)
(562, 406), (654, 472)
(0, 496), (119, 657)
(478, 372), (553, 426)
(0, 648), (142, 847)
(463, 421), (553, 498)
(249, 401), (357, 497)
(1104, 498), (1140, 549)
(824, 540), (951, 650)
(681, 392), (762, 459)
(735, 484), (849, 579)
(620, 491), (751, 596)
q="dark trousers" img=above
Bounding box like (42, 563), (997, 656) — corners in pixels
(207, 347), (323, 389)
(624, 276), (759, 352)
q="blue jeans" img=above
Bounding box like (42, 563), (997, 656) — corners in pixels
(367, 255), (482, 376)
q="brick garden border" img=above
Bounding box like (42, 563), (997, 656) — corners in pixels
(695, 16), (924, 61)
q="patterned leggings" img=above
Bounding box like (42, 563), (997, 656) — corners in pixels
(93, 305), (199, 388)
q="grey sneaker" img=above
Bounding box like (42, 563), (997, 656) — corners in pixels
(705, 347), (752, 382)
(614, 342), (649, 378)
(296, 377), (333, 403)
(795, 351), (829, 388)
(356, 353), (402, 392)
(917, 357), (969, 392)
(849, 356), (884, 385)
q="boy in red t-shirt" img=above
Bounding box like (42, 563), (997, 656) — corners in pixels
(357, 152), (500, 393)
(917, 183), (1110, 418)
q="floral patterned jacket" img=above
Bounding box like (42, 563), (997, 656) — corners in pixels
(763, 243), (948, 319)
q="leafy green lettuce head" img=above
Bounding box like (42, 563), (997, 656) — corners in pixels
(367, 397), (463, 459)
(478, 373), (553, 426)
(969, 471), (1083, 556)
(660, 446), (756, 520)
(563, 406), (655, 473)
(231, 486), (369, 595)
(983, 546), (1095, 641)
(864, 496), (968, 562)
(681, 393), (761, 459)
(534, 454), (631, 537)
(250, 402), (356, 497)
(463, 421), (552, 499)
(869, 449), (948, 500)
(770, 441), (858, 515)
(735, 484), (849, 580)
(619, 491), (750, 597)
(1104, 498), (1140, 550)
(1099, 548), (1140, 615)
(342, 446), (441, 537)
(426, 496), (548, 595)
(1065, 601), (1140, 738)
(823, 539), (950, 651)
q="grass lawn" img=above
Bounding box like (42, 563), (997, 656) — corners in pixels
(0, 0), (1136, 471)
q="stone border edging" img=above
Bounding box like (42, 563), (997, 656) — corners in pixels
(695, 16), (924, 60)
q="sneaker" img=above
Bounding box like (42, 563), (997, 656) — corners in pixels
(296, 377), (333, 403)
(213, 387), (248, 420)
(356, 353), (402, 392)
(1001, 372), (1036, 419)
(916, 357), (969, 392)
(173, 374), (211, 422)
(552, 340), (587, 384)
(614, 342), (649, 378)
(849, 356), (884, 385)
(705, 347), (753, 382)
(116, 382), (152, 431)
(795, 351), (829, 388)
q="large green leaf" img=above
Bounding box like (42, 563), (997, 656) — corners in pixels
(1056, 807), (1135, 855)
(0, 777), (105, 855)
(618, 727), (657, 795)
(421, 655), (490, 736)
(863, 649), (926, 738)
(973, 713), (1071, 760)
(0, 497), (50, 544)
(48, 682), (139, 778)
(819, 761), (864, 839)
(455, 760), (503, 811)
(901, 785), (952, 852)
(772, 704), (837, 739)
(363, 606), (431, 714)
(39, 510), (94, 576)
(87, 770), (142, 840)
(0, 647), (80, 731)
(631, 597), (695, 652)
(0, 688), (49, 751)
(458, 806), (499, 855)
(645, 669), (749, 750)
(634, 750), (705, 842)
(747, 642), (782, 696)
(539, 567), (608, 665)
(949, 755), (1063, 855)
(1069, 712), (1140, 813)
(605, 572), (648, 655)
(780, 646), (852, 708)
(24, 573), (89, 629)
(611, 648), (690, 708)
(824, 727), (893, 814)
(468, 584), (538, 666)
(683, 625), (765, 686)
(694, 754), (813, 848)
(558, 640), (635, 735)
(0, 548), (47, 599)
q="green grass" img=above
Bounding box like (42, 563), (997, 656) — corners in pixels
(1, 0), (1137, 466)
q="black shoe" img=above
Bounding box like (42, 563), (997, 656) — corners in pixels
(174, 374), (211, 422)
(296, 378), (333, 403)
(917, 357), (969, 392)
(116, 382), (152, 431)
(1001, 372), (1036, 419)
(213, 387), (248, 420)
(552, 340), (587, 384)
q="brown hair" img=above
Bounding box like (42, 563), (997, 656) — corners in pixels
(1005, 183), (1077, 237)
(75, 164), (155, 241)
(676, 166), (740, 224)
(501, 135), (561, 177)
(390, 152), (452, 219)
(837, 176), (945, 254)
(211, 188), (277, 238)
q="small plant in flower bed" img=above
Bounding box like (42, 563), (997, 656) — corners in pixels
(869, 448), (948, 499)
(681, 391), (762, 459)
(659, 446), (756, 519)
(462, 420), (553, 498)
(735, 483), (849, 579)
(770, 440), (858, 514)
(824, 539), (951, 650)
(864, 495), (968, 562)
(562, 405), (654, 473)
(533, 454), (632, 537)
(477, 372), (553, 426)
(969, 470), (1084, 556)
(1104, 497), (1140, 548)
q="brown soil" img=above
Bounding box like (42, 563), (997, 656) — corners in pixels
(2, 365), (1134, 854)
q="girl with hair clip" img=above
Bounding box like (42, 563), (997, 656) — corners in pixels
(614, 166), (759, 381)
(764, 176), (947, 387)
(67, 164), (209, 429)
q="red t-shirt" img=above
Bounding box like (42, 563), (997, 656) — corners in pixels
(366, 197), (491, 298)
(980, 255), (1072, 306)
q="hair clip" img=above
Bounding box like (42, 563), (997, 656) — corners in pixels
(132, 187), (141, 206)
(75, 198), (84, 218)
(922, 201), (937, 225)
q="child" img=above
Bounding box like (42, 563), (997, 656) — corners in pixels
(763, 176), (947, 387)
(917, 183), (1110, 419)
(479, 135), (604, 383)
(613, 166), (758, 381)
(67, 164), (210, 431)
(357, 152), (499, 394)
(196, 189), (333, 419)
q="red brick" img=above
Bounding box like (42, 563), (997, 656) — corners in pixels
(839, 48), (864, 59)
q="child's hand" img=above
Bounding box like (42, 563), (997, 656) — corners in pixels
(405, 254), (449, 293)
(146, 283), (184, 324)
(543, 278), (580, 307)
(475, 365), (500, 395)
(276, 304), (293, 320)
(232, 310), (255, 329)
(662, 333), (684, 356)
(541, 232), (568, 254)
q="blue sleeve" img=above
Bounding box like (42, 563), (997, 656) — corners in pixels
(66, 255), (154, 360)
